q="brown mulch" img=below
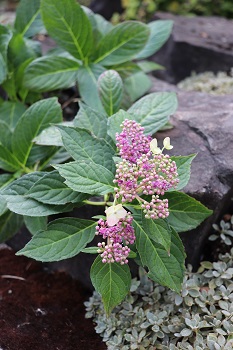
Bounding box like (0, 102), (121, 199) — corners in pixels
(0, 246), (107, 350)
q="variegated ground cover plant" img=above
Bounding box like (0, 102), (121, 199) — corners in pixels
(0, 66), (212, 314)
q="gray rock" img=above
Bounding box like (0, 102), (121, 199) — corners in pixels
(150, 77), (233, 267)
(152, 12), (233, 83)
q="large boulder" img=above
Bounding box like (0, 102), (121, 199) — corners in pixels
(152, 12), (233, 83)
(150, 77), (233, 267)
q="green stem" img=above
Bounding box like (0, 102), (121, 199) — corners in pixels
(83, 200), (113, 206)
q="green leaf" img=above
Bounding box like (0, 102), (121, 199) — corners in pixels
(112, 62), (141, 79)
(0, 195), (7, 216)
(14, 0), (43, 38)
(0, 174), (14, 189)
(164, 191), (213, 232)
(171, 154), (196, 191)
(141, 216), (171, 253)
(26, 170), (88, 205)
(94, 21), (150, 66)
(0, 24), (12, 62)
(23, 56), (80, 92)
(107, 109), (134, 142)
(124, 71), (152, 102)
(135, 20), (173, 60)
(134, 219), (185, 293)
(91, 255), (131, 315)
(137, 61), (164, 73)
(0, 53), (7, 84)
(98, 70), (123, 116)
(55, 160), (115, 195)
(57, 126), (115, 172)
(0, 145), (22, 172)
(8, 33), (37, 69)
(128, 92), (178, 134)
(12, 97), (62, 165)
(41, 0), (93, 60)
(0, 211), (24, 243)
(0, 121), (13, 150)
(2, 172), (75, 216)
(0, 101), (26, 131)
(17, 217), (96, 261)
(81, 246), (99, 254)
(77, 64), (105, 113)
(24, 215), (48, 235)
(93, 13), (113, 37)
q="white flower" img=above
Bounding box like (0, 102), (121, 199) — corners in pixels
(105, 204), (127, 226)
(163, 137), (173, 150)
(150, 139), (162, 154)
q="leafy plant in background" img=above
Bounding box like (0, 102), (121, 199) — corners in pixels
(0, 69), (212, 314)
(21, 0), (173, 111)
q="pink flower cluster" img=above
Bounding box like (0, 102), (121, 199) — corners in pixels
(96, 214), (135, 264)
(116, 119), (152, 163)
(114, 120), (179, 219)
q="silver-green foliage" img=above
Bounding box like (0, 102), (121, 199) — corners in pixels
(178, 70), (233, 96)
(85, 248), (233, 349)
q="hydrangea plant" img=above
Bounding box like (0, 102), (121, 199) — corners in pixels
(0, 69), (212, 314)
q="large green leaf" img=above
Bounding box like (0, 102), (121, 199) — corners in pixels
(17, 217), (96, 261)
(0, 101), (26, 131)
(0, 53), (7, 84)
(41, 0), (92, 60)
(134, 219), (185, 293)
(14, 0), (43, 38)
(55, 160), (115, 195)
(77, 64), (105, 113)
(57, 125), (115, 172)
(94, 21), (149, 66)
(0, 145), (22, 172)
(23, 56), (80, 92)
(164, 191), (212, 232)
(91, 255), (131, 315)
(0, 211), (24, 243)
(141, 216), (171, 253)
(8, 33), (37, 69)
(0, 24), (12, 63)
(98, 70), (123, 116)
(135, 20), (173, 60)
(26, 170), (88, 205)
(0, 121), (13, 150)
(2, 172), (75, 216)
(12, 98), (62, 165)
(171, 154), (196, 191)
(74, 103), (115, 149)
(128, 92), (178, 135)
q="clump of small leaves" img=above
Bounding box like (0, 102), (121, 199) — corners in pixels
(178, 70), (233, 96)
(209, 214), (233, 246)
(85, 246), (233, 349)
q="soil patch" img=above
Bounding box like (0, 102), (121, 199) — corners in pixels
(0, 246), (106, 350)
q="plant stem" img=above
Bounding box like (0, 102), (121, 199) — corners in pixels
(83, 200), (113, 206)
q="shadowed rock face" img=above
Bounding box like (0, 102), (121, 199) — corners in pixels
(152, 12), (233, 83)
(150, 77), (233, 268)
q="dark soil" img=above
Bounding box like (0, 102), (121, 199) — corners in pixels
(0, 245), (107, 350)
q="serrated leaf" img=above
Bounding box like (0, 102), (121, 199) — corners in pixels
(55, 160), (115, 195)
(107, 109), (134, 142)
(23, 56), (80, 92)
(90, 255), (131, 315)
(41, 0), (92, 60)
(124, 71), (151, 102)
(134, 218), (185, 292)
(57, 126), (115, 172)
(17, 217), (96, 261)
(94, 21), (149, 66)
(141, 216), (171, 253)
(12, 98), (62, 165)
(0, 101), (26, 131)
(14, 0), (43, 38)
(0, 211), (24, 243)
(171, 154), (196, 190)
(26, 170), (88, 205)
(74, 103), (115, 149)
(135, 20), (173, 60)
(164, 191), (213, 232)
(24, 215), (48, 235)
(128, 92), (178, 135)
(2, 172), (75, 216)
(98, 70), (123, 116)
(77, 64), (105, 113)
